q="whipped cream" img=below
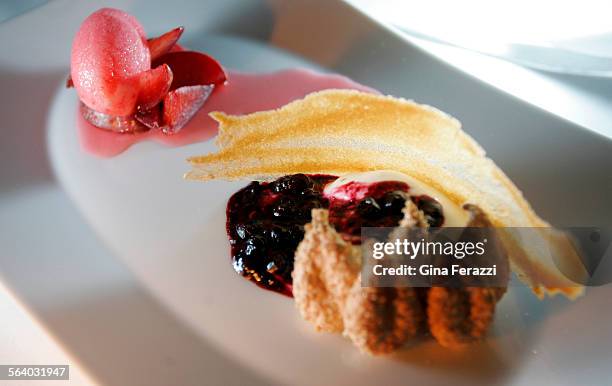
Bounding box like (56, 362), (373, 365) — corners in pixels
(324, 170), (469, 227)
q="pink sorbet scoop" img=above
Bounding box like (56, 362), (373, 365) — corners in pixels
(70, 8), (152, 116)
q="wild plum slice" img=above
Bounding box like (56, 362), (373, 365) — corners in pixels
(136, 64), (173, 112)
(162, 84), (214, 134)
(153, 51), (228, 90)
(147, 27), (184, 61)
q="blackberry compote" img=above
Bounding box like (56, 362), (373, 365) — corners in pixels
(226, 174), (335, 296)
(326, 181), (411, 244)
(226, 173), (445, 296)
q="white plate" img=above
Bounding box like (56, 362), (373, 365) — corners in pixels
(3, 1), (612, 385)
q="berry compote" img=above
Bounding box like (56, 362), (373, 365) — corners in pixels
(226, 173), (445, 296)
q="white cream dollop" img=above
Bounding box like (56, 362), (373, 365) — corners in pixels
(323, 170), (469, 227)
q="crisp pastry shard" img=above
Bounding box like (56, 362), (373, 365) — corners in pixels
(187, 89), (586, 298)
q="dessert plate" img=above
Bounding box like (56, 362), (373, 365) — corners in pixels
(3, 0), (612, 385)
(51, 39), (531, 383)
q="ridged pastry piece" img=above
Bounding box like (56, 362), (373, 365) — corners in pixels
(293, 210), (360, 333)
(293, 209), (424, 354)
(186, 89), (586, 298)
(343, 282), (424, 354)
(426, 204), (508, 348)
(427, 287), (504, 348)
